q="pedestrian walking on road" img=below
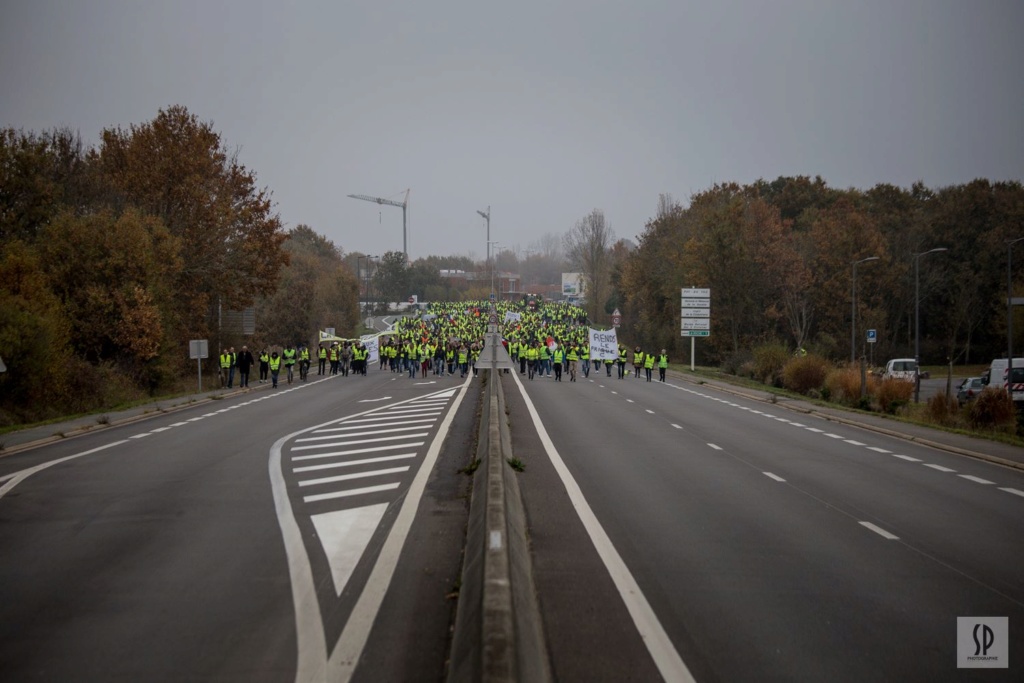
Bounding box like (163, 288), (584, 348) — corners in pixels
(269, 351), (281, 388)
(658, 349), (668, 382)
(236, 346), (254, 388)
(258, 349), (269, 383)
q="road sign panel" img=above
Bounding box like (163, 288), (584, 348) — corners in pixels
(681, 308), (710, 318)
(189, 339), (208, 359)
(681, 298), (711, 308)
(866, 328), (877, 343)
(681, 330), (711, 337)
(682, 288), (710, 297)
(681, 319), (710, 330)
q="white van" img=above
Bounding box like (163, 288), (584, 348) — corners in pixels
(988, 358), (1024, 401)
(883, 358), (918, 382)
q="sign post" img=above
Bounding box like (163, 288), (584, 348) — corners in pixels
(681, 288), (711, 370)
(189, 340), (209, 393)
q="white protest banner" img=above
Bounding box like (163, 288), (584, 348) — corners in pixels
(503, 311), (522, 323)
(360, 334), (380, 364)
(589, 327), (619, 360)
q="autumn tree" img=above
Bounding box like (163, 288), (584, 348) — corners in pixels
(564, 209), (615, 322)
(95, 105), (288, 358)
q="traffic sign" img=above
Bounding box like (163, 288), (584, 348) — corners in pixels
(612, 308), (622, 327)
(682, 288), (710, 298)
(867, 329), (877, 344)
(681, 330), (711, 337)
(681, 319), (710, 330)
(189, 339), (208, 359)
(489, 293), (496, 302)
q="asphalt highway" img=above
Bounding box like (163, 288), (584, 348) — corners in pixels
(504, 368), (1023, 682)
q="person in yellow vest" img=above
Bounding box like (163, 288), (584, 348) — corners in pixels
(458, 343), (469, 378)
(633, 346), (644, 379)
(566, 343), (579, 382)
(268, 351), (282, 388)
(643, 348), (655, 382)
(657, 349), (669, 382)
(258, 349), (270, 383)
(617, 344), (628, 379)
(219, 349), (232, 387)
(552, 344), (565, 382)
(328, 343), (338, 375)
(299, 345), (311, 381)
(581, 343), (590, 378)
(282, 345), (297, 384)
(526, 341), (540, 380)
(318, 344), (328, 375)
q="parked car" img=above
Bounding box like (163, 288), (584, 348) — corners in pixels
(883, 358), (918, 382)
(956, 377), (985, 404)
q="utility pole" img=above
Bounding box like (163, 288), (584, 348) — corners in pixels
(348, 190), (409, 261)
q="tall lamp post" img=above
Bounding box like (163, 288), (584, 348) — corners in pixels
(477, 206), (490, 276)
(1008, 238), (1024, 389)
(851, 256), (880, 363)
(913, 247), (948, 402)
(487, 240), (501, 299)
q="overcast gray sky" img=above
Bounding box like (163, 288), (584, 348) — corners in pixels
(3, 1), (1022, 260)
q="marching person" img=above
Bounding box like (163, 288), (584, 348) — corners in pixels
(633, 346), (644, 379)
(236, 345), (254, 388)
(282, 344), (297, 384)
(617, 344), (628, 379)
(658, 349), (669, 382)
(552, 344), (564, 381)
(566, 343), (578, 382)
(318, 344), (327, 375)
(258, 348), (270, 383)
(219, 348), (232, 388)
(269, 351), (282, 388)
(644, 348), (655, 382)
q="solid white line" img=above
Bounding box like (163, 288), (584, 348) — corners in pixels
(1000, 488), (1024, 498)
(923, 464), (956, 473)
(298, 466), (410, 488)
(315, 419), (436, 433)
(303, 482), (400, 503)
(866, 447), (891, 453)
(859, 521), (899, 540)
(707, 443), (723, 451)
(297, 426), (429, 442)
(509, 370), (695, 683)
(843, 440), (866, 446)
(0, 440), (129, 500)
(291, 443), (426, 462)
(891, 454), (921, 462)
(763, 472), (786, 482)
(293, 453), (417, 473)
(290, 433), (428, 451)
(958, 475), (994, 485)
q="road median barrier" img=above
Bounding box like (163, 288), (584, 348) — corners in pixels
(448, 371), (551, 683)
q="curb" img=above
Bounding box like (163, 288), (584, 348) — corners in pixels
(0, 385), (262, 458)
(669, 371), (1024, 472)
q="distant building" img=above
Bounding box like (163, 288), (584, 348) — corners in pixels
(561, 272), (585, 303)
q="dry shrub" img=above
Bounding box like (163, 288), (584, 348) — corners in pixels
(876, 378), (914, 414)
(752, 343), (790, 385)
(782, 355), (830, 395)
(926, 391), (960, 426)
(967, 388), (1016, 431)
(824, 367), (878, 407)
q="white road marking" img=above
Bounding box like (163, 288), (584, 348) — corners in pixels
(151, 427), (171, 432)
(311, 504), (389, 596)
(763, 472), (786, 482)
(303, 482), (401, 503)
(297, 426), (430, 442)
(315, 419), (436, 432)
(357, 396), (393, 402)
(891, 454), (921, 462)
(290, 433), (428, 451)
(489, 530), (502, 550)
(843, 440), (866, 446)
(789, 422), (806, 427)
(860, 521), (899, 540)
(130, 433), (150, 439)
(866, 447), (891, 453)
(671, 424), (682, 429)
(626, 399), (635, 403)
(293, 453), (417, 473)
(1000, 488), (1024, 498)
(187, 417), (204, 422)
(646, 409), (654, 414)
(292, 443), (427, 462)
(805, 427), (824, 433)
(825, 433), (843, 439)
(298, 466), (410, 488)
(510, 371), (695, 682)
(0, 440), (130, 500)
(707, 443), (723, 451)
(923, 464), (956, 473)
(958, 475), (994, 485)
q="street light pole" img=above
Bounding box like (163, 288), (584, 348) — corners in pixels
(851, 256), (880, 363)
(487, 241), (501, 300)
(477, 206), (490, 275)
(913, 247), (948, 402)
(1007, 238), (1024, 388)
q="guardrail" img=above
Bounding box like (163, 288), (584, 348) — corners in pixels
(447, 370), (551, 682)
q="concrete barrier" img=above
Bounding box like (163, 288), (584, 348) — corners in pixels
(447, 371), (551, 683)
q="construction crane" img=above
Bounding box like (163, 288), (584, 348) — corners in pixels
(347, 189), (409, 261)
